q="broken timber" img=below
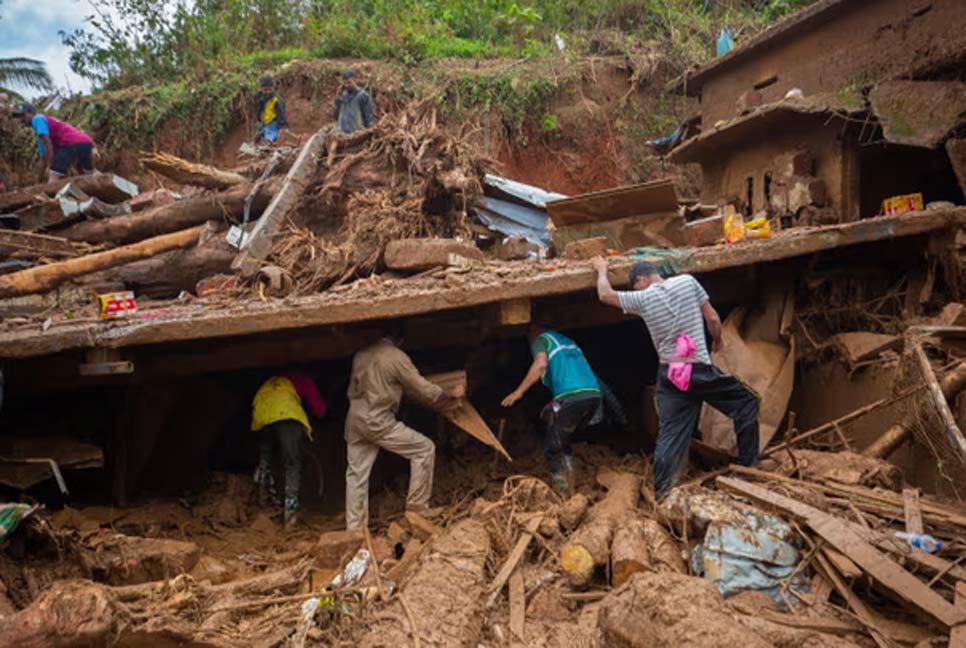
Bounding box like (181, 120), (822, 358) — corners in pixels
(0, 230), (79, 258)
(717, 476), (965, 628)
(232, 128), (330, 275)
(0, 226), (204, 298)
(2, 208), (964, 358)
(0, 173), (138, 213)
(140, 152), (246, 190)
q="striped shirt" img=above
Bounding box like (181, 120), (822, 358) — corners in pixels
(618, 274), (711, 364)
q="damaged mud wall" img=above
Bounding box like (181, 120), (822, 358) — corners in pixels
(694, 0), (966, 127)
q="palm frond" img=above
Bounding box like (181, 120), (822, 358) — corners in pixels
(0, 58), (54, 92)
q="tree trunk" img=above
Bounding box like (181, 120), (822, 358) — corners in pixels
(560, 470), (640, 587)
(0, 173), (138, 212)
(59, 179), (278, 245)
(80, 234), (236, 299)
(0, 226), (204, 298)
(141, 152), (247, 190)
(611, 518), (650, 587)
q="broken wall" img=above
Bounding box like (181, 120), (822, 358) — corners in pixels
(695, 0), (966, 126)
(698, 114), (855, 219)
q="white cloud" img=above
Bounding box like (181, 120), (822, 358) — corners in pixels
(0, 0), (95, 95)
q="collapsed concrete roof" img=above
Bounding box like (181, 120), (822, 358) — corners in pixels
(1, 207), (963, 360)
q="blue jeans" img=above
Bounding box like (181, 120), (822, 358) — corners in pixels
(256, 419), (303, 512)
(257, 122), (281, 143)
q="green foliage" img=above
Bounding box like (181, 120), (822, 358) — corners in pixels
(538, 113), (559, 132)
(62, 0), (818, 90)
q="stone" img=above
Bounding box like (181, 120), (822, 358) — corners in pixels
(492, 236), (540, 261)
(562, 236), (609, 260)
(384, 238), (484, 272)
(315, 530), (364, 568)
(684, 214), (723, 247)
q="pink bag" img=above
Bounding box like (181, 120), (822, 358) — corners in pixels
(668, 334), (696, 391)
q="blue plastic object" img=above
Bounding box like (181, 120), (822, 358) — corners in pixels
(717, 26), (735, 56)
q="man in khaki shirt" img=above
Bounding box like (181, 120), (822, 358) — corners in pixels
(345, 329), (464, 531)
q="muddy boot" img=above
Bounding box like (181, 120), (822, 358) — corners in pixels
(551, 471), (572, 497)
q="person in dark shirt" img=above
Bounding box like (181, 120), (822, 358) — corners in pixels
(254, 75), (289, 144)
(333, 69), (375, 134)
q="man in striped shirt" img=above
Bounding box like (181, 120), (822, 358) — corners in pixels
(591, 257), (760, 497)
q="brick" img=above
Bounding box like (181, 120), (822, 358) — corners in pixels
(684, 215), (723, 247)
(384, 238), (484, 272)
(315, 530), (364, 568)
(563, 236), (609, 260)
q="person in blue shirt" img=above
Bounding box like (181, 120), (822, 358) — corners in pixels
(502, 325), (602, 493)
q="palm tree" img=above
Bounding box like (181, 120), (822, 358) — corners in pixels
(0, 57), (54, 95)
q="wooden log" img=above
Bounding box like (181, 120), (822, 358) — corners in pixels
(560, 470), (640, 588)
(404, 511), (442, 541)
(864, 361), (966, 459)
(233, 128), (330, 275)
(558, 493), (590, 531)
(641, 519), (687, 574)
(141, 152), (247, 190)
(59, 180), (278, 245)
(611, 518), (649, 587)
(0, 173), (138, 213)
(951, 581), (966, 648)
(912, 340), (966, 459)
(0, 226), (203, 298)
(79, 233), (235, 299)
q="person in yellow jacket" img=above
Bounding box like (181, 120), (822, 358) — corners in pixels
(252, 371), (327, 528)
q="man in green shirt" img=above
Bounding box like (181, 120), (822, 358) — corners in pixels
(502, 325), (602, 493)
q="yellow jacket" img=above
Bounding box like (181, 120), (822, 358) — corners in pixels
(251, 377), (312, 439)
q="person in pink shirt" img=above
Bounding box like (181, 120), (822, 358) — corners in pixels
(12, 103), (96, 182)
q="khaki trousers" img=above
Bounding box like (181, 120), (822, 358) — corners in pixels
(345, 421), (435, 531)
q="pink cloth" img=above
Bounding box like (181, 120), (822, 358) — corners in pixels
(284, 371), (328, 418)
(667, 334), (696, 391)
(46, 116), (93, 147)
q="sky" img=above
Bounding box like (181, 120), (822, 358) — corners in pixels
(0, 0), (94, 95)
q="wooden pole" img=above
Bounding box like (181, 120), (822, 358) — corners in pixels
(0, 225), (203, 298)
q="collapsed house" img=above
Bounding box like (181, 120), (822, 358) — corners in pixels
(2, 1), (966, 645)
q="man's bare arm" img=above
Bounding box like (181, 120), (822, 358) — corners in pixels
(501, 352), (548, 407)
(591, 257), (621, 308)
(701, 301), (724, 352)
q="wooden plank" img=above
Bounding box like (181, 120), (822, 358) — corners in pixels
(951, 581), (966, 648)
(904, 488), (925, 535)
(823, 546), (863, 580)
(551, 211), (686, 251)
(814, 550), (891, 648)
(492, 298), (531, 326)
(486, 516), (541, 608)
(2, 208), (964, 359)
(546, 179), (677, 227)
(233, 128), (329, 274)
(442, 399), (513, 462)
(0, 230), (79, 258)
(718, 476), (965, 627)
(509, 568), (525, 644)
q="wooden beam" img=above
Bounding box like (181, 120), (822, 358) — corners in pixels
(140, 152), (246, 190)
(491, 298), (531, 326)
(233, 128), (329, 274)
(0, 226), (203, 298)
(0, 173), (138, 213)
(814, 550), (891, 648)
(486, 516), (541, 608)
(904, 488), (925, 535)
(509, 569), (525, 644)
(2, 208), (964, 359)
(951, 581), (966, 648)
(0, 230), (79, 258)
(718, 476), (965, 627)
(912, 338), (966, 460)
